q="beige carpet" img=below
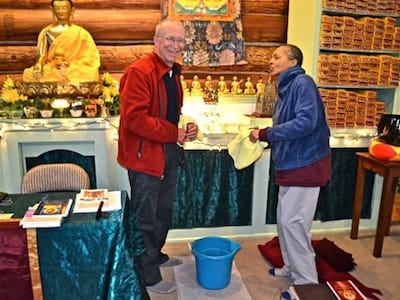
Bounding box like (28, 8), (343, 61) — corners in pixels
(173, 255), (251, 300)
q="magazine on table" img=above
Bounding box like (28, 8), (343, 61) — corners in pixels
(73, 189), (121, 213)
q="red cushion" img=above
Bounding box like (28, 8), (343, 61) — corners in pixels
(369, 138), (400, 161)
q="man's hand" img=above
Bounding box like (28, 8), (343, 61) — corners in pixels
(185, 122), (198, 141)
(177, 128), (186, 145)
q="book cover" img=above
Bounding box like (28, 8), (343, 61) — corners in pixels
(80, 189), (109, 201)
(327, 280), (367, 300)
(293, 284), (337, 300)
(33, 199), (73, 217)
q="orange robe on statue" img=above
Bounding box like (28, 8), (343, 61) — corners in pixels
(23, 24), (100, 83)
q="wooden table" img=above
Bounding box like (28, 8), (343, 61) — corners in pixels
(350, 152), (400, 257)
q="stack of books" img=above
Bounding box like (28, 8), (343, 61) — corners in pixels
(20, 198), (73, 228)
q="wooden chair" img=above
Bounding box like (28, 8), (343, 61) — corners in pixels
(21, 163), (91, 194)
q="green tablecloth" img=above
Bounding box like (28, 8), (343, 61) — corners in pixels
(1, 191), (149, 300)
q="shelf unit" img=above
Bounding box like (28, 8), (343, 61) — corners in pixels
(287, 0), (400, 128)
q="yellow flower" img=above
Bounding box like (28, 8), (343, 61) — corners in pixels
(101, 73), (119, 105)
(102, 72), (117, 87)
(1, 76), (27, 104)
(110, 85), (119, 97)
(3, 76), (16, 89)
(102, 86), (112, 102)
(1, 89), (21, 103)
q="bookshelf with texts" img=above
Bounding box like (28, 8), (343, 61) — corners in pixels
(287, 0), (400, 131)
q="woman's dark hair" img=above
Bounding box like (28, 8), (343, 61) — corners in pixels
(285, 44), (303, 67)
(51, 0), (74, 7)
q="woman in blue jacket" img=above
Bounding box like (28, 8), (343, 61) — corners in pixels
(250, 44), (331, 300)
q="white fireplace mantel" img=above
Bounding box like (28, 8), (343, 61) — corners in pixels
(0, 117), (129, 194)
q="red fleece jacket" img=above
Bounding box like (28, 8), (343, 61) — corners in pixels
(117, 52), (183, 178)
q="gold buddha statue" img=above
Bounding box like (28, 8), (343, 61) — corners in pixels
(22, 0), (100, 84)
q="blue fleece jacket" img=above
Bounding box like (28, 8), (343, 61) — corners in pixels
(261, 65), (330, 171)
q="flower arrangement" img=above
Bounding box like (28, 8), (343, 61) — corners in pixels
(0, 76), (29, 111)
(0, 73), (121, 118)
(101, 72), (120, 115)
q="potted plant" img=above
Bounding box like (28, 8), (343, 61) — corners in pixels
(33, 97), (54, 118)
(70, 98), (84, 117)
(20, 98), (39, 118)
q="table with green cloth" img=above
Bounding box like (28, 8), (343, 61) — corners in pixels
(0, 191), (149, 300)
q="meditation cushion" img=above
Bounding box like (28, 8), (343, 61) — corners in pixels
(368, 138), (400, 161)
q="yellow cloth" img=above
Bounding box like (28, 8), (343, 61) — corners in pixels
(23, 24), (100, 83)
(178, 115), (204, 142)
(228, 128), (264, 170)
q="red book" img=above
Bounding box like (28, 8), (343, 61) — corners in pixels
(327, 280), (367, 300)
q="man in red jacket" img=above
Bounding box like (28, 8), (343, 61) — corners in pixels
(118, 19), (198, 294)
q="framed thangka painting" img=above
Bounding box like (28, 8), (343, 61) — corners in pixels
(162, 0), (247, 67)
(169, 0), (235, 22)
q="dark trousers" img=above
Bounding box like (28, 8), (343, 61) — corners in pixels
(128, 143), (178, 286)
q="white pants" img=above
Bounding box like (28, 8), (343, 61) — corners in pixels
(276, 186), (320, 284)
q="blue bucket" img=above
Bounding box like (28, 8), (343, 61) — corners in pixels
(191, 236), (241, 290)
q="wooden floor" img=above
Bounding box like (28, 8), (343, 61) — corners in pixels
(149, 192), (400, 300)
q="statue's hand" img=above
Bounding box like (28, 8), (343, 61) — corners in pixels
(33, 63), (42, 74)
(33, 63), (43, 80)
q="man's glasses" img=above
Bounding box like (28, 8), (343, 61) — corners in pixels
(158, 36), (185, 45)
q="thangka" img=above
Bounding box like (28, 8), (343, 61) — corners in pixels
(162, 0), (248, 67)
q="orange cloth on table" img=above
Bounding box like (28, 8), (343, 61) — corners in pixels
(368, 138), (400, 161)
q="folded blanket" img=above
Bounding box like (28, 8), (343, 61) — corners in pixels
(313, 238), (356, 272)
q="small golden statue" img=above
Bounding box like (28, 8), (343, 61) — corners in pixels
(230, 76), (243, 95)
(244, 76), (256, 95)
(180, 75), (190, 97)
(217, 76), (229, 95)
(204, 75), (214, 92)
(256, 77), (266, 96)
(191, 75), (203, 96)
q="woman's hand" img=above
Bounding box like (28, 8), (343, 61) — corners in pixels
(249, 128), (260, 143)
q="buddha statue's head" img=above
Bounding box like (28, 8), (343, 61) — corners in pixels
(52, 0), (75, 25)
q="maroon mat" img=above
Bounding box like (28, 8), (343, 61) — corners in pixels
(258, 236), (382, 300)
(0, 227), (34, 300)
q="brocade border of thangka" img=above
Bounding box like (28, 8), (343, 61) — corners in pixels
(27, 229), (43, 300)
(168, 0), (234, 21)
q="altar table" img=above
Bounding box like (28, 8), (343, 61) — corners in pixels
(0, 191), (149, 300)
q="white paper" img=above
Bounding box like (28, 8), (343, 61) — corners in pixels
(73, 190), (121, 213)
